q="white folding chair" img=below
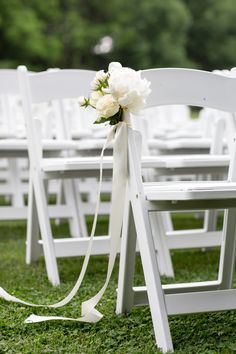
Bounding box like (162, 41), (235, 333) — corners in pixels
(129, 105), (230, 277)
(0, 70), (28, 219)
(0, 69), (85, 225)
(117, 68), (236, 352)
(17, 67), (116, 285)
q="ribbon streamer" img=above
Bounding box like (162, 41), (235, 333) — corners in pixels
(0, 119), (128, 325)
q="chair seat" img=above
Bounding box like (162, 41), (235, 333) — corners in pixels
(142, 154), (229, 168)
(163, 131), (203, 140)
(41, 153), (229, 173)
(0, 131), (18, 139)
(43, 139), (84, 150)
(144, 180), (236, 201)
(71, 129), (93, 140)
(148, 137), (212, 150)
(76, 138), (111, 150)
(41, 156), (114, 172)
(0, 138), (79, 151)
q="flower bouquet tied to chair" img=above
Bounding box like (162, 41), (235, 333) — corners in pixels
(79, 62), (151, 125)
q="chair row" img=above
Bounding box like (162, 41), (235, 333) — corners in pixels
(117, 67), (236, 352)
(1, 66), (236, 351)
(0, 67), (232, 283)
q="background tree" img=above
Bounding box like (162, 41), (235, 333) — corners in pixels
(0, 0), (62, 69)
(106, 0), (191, 69)
(0, 0), (191, 70)
(183, 0), (236, 70)
(0, 0), (236, 71)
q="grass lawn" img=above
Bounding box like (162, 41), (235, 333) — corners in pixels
(0, 214), (236, 353)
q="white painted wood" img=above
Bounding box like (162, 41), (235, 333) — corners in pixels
(0, 69), (99, 226)
(165, 289), (236, 315)
(0, 70), (19, 95)
(39, 236), (112, 257)
(166, 230), (221, 249)
(26, 175), (41, 264)
(144, 181), (236, 200)
(142, 68), (236, 112)
(17, 67), (117, 284)
(32, 169), (60, 285)
(0, 70), (28, 221)
(204, 116), (226, 232)
(128, 128), (173, 352)
(7, 158), (25, 207)
(132, 101), (230, 276)
(149, 212), (174, 276)
(116, 199), (137, 314)
(29, 69), (95, 104)
(117, 69), (236, 352)
(133, 288), (236, 315)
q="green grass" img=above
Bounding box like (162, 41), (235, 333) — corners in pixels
(0, 215), (236, 353)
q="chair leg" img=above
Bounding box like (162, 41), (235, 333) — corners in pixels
(218, 208), (236, 289)
(63, 179), (87, 237)
(26, 177), (41, 264)
(32, 172), (60, 285)
(54, 179), (64, 226)
(116, 200), (136, 314)
(161, 211), (173, 232)
(150, 212), (174, 277)
(74, 179), (88, 237)
(8, 158), (24, 207)
(204, 210), (218, 232)
(131, 196), (173, 353)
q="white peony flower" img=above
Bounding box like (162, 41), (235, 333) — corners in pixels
(80, 62), (151, 125)
(108, 66), (151, 114)
(90, 90), (104, 107)
(91, 70), (108, 90)
(108, 62), (122, 73)
(78, 96), (86, 106)
(96, 94), (120, 118)
(118, 91), (146, 114)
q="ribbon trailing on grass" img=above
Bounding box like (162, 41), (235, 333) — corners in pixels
(0, 116), (129, 324)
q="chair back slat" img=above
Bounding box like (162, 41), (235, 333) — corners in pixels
(0, 70), (19, 95)
(0, 69), (20, 134)
(17, 67), (97, 165)
(142, 68), (236, 112)
(28, 69), (95, 103)
(130, 68), (236, 185)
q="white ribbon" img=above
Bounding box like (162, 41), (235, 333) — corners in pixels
(0, 119), (128, 324)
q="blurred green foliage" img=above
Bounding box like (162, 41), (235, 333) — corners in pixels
(0, 0), (235, 70)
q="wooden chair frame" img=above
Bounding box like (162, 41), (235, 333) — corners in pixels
(117, 68), (236, 352)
